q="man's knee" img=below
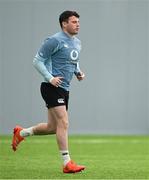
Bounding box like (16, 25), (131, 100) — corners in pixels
(47, 123), (56, 132)
(51, 106), (69, 129)
(57, 117), (69, 130)
(62, 119), (69, 129)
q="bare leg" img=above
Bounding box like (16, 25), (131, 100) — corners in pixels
(49, 105), (69, 151)
(33, 109), (56, 135)
(48, 105), (85, 172)
(12, 105), (85, 172)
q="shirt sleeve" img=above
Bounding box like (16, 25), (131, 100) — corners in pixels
(33, 37), (59, 81)
(74, 62), (81, 76)
(74, 38), (82, 76)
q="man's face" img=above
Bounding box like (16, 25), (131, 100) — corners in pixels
(63, 16), (80, 35)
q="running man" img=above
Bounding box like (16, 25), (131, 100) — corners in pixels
(11, 10), (85, 173)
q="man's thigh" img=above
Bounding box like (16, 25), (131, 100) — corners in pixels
(49, 105), (68, 123)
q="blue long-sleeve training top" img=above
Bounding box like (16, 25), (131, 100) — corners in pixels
(33, 31), (82, 91)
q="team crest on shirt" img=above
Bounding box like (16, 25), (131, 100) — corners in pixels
(64, 44), (69, 48)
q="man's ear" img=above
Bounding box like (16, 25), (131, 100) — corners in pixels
(62, 21), (67, 28)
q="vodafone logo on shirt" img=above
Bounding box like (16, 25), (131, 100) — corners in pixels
(70, 50), (79, 61)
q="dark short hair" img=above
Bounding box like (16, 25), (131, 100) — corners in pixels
(59, 10), (80, 28)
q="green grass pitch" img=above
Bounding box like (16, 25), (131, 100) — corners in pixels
(0, 135), (149, 179)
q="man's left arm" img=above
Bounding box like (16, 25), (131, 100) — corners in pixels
(74, 62), (85, 81)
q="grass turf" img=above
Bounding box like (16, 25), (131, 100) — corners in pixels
(0, 135), (149, 179)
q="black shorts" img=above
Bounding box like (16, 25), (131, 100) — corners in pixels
(40, 82), (69, 110)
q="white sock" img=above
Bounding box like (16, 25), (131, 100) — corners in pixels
(20, 127), (34, 137)
(60, 150), (71, 166)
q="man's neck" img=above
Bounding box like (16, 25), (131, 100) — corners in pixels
(62, 30), (75, 38)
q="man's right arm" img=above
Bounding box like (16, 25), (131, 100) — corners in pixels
(33, 54), (54, 82)
(33, 37), (63, 87)
(33, 37), (59, 82)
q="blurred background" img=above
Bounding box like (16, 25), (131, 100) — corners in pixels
(0, 0), (148, 135)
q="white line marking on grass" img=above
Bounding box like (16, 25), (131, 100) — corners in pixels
(0, 179), (147, 180)
(71, 139), (149, 144)
(1, 138), (149, 144)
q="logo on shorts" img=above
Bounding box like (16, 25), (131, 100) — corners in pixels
(58, 98), (64, 103)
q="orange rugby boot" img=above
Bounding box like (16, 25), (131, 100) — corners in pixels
(63, 160), (85, 173)
(11, 125), (24, 151)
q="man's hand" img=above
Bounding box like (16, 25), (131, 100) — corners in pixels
(50, 77), (63, 87)
(76, 72), (85, 81)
